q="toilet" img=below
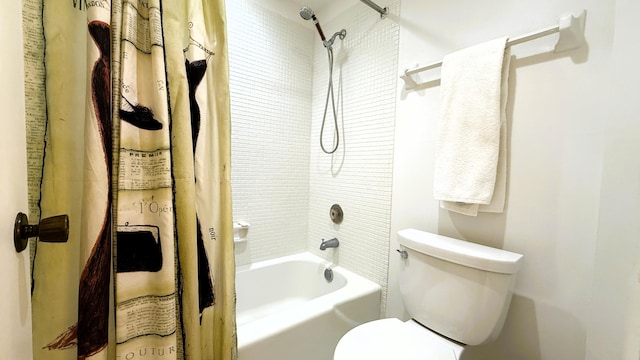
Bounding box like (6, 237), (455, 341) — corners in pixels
(334, 228), (523, 359)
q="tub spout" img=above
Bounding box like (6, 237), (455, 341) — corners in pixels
(320, 238), (339, 250)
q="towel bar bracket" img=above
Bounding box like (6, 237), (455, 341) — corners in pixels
(553, 10), (587, 53)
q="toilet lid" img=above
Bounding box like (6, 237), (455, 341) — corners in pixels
(334, 318), (459, 360)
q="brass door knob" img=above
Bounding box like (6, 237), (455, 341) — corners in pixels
(14, 212), (69, 253)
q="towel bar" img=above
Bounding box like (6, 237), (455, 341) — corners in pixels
(400, 10), (586, 90)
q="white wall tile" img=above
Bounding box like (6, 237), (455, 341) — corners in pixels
(227, 0), (314, 266)
(307, 1), (400, 316)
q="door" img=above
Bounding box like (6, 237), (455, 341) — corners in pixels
(0, 0), (34, 358)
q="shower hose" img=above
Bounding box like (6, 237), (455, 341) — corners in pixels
(320, 46), (340, 154)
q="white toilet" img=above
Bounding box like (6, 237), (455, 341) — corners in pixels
(334, 228), (524, 359)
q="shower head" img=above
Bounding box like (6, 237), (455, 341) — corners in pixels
(299, 6), (326, 42)
(299, 6), (314, 21)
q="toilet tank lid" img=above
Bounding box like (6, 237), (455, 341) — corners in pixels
(398, 229), (524, 274)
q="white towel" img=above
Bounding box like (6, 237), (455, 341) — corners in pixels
(433, 37), (511, 216)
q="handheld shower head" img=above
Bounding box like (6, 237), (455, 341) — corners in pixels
(299, 6), (314, 21)
(299, 6), (326, 42)
(299, 7), (346, 154)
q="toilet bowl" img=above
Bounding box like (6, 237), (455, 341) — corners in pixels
(334, 229), (523, 359)
(334, 318), (463, 360)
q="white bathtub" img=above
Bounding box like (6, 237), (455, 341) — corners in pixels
(236, 252), (382, 360)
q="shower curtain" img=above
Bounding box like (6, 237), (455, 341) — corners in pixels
(24, 0), (236, 359)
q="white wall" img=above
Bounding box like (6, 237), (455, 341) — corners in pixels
(585, 0), (640, 358)
(0, 0), (33, 357)
(390, 0), (640, 359)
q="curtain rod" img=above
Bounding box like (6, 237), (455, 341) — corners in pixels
(360, 0), (388, 18)
(400, 10), (586, 90)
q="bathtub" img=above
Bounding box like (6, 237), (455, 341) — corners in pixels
(236, 252), (382, 360)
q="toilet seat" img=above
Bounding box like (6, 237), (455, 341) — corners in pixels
(334, 318), (461, 360)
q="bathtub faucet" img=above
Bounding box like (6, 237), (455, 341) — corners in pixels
(320, 238), (339, 250)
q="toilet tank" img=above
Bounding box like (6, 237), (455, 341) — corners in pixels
(397, 229), (523, 346)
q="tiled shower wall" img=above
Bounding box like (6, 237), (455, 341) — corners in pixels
(307, 1), (400, 314)
(227, 0), (314, 266)
(227, 0), (400, 313)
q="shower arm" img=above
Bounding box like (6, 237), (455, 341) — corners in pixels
(324, 29), (347, 49)
(360, 0), (388, 18)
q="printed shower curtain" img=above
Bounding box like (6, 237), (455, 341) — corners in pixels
(24, 0), (236, 359)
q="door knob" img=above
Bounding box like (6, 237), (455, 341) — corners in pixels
(13, 212), (69, 253)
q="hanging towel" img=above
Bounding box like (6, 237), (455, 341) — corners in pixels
(433, 37), (511, 216)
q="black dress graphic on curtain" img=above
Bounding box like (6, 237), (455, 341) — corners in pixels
(46, 20), (112, 359)
(187, 59), (206, 151)
(185, 58), (215, 319)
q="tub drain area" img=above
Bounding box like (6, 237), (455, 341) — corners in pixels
(324, 268), (334, 282)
